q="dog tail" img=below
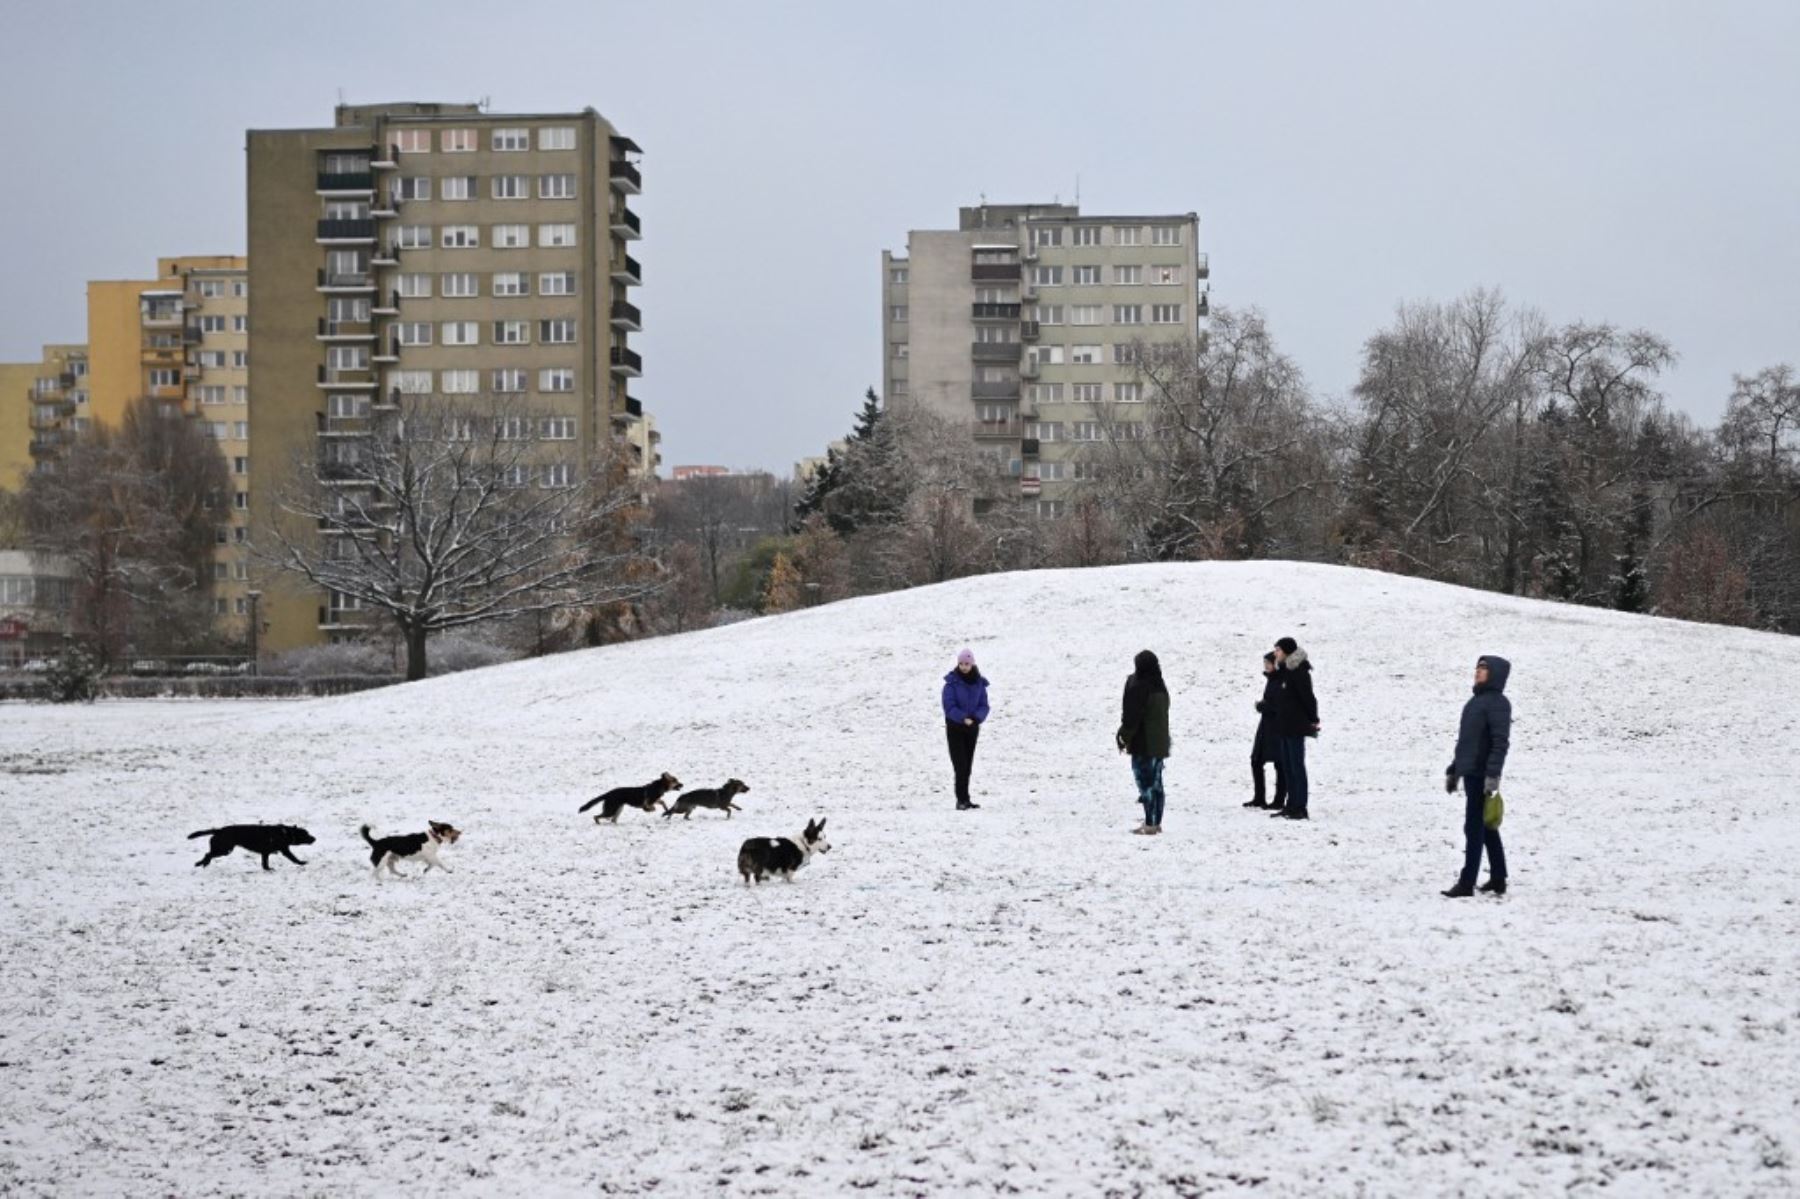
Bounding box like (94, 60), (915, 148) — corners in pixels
(577, 794), (603, 813)
(360, 824), (377, 845)
(187, 828), (217, 840)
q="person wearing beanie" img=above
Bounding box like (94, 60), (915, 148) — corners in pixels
(1268, 637), (1319, 821)
(1442, 655), (1512, 898)
(1244, 651), (1287, 810)
(941, 648), (991, 811)
(1116, 649), (1172, 834)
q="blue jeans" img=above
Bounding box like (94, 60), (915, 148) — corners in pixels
(1459, 774), (1507, 886)
(1276, 736), (1309, 814)
(1131, 755), (1165, 826)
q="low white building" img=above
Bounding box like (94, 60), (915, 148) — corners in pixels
(0, 551), (74, 667)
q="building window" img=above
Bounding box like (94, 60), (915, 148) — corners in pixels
(197, 279), (224, 298)
(440, 272), (479, 298)
(1070, 345), (1102, 364)
(391, 129), (429, 154)
(538, 223), (577, 247)
(234, 561), (250, 581)
(197, 385), (226, 405)
(1072, 421), (1102, 441)
(1150, 304), (1183, 324)
(891, 342), (909, 359)
(397, 225), (431, 249)
(540, 368), (575, 393)
(1070, 383), (1103, 403)
(441, 225), (480, 249)
(232, 386), (248, 405)
(497, 416), (533, 441)
(328, 393), (368, 417)
(441, 129), (475, 152)
(197, 350), (227, 368)
(1114, 265), (1142, 286)
(397, 273), (432, 298)
(394, 176), (431, 201)
(1036, 500), (1065, 518)
(1113, 343), (1139, 364)
(441, 321), (479, 346)
(492, 272), (528, 297)
(1028, 383), (1063, 405)
(974, 325), (1016, 344)
(1038, 462), (1066, 481)
(493, 224), (529, 248)
(396, 322), (432, 346)
(541, 463), (574, 489)
(1114, 226), (1142, 246)
(234, 491), (248, 511)
(1033, 305), (1063, 325)
(213, 597), (228, 615)
(233, 422), (248, 440)
(889, 305), (908, 323)
(492, 175), (529, 200)
(326, 345), (368, 370)
(539, 174), (576, 199)
(1071, 266), (1100, 286)
(538, 271), (575, 296)
(233, 315), (248, 333)
(494, 320), (530, 345)
(1151, 226), (1182, 246)
(1114, 305), (1142, 325)
(1070, 305), (1103, 325)
(441, 369), (478, 393)
(1031, 346), (1064, 367)
(393, 370), (433, 394)
(1115, 382), (1144, 403)
(1032, 266), (1063, 286)
(440, 176), (474, 201)
(539, 319), (576, 344)
(232, 350), (248, 368)
(540, 416), (576, 440)
(538, 126), (576, 150)
(1072, 226), (1100, 247)
(492, 127), (529, 151)
(492, 368), (528, 393)
(199, 315), (226, 333)
(149, 368), (179, 388)
(889, 267), (909, 285)
(1031, 226), (1062, 247)
(1152, 265), (1184, 285)
(1026, 422), (1061, 442)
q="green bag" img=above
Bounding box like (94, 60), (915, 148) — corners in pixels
(1483, 791), (1504, 830)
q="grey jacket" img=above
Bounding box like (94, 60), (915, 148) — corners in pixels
(1449, 655), (1511, 781)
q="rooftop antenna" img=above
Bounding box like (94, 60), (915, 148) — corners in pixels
(1075, 173), (1081, 207)
(479, 95), (491, 111)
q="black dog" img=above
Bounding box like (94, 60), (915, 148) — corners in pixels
(189, 824), (315, 870)
(579, 772), (683, 823)
(664, 778), (750, 819)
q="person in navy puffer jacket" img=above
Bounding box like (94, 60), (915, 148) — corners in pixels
(1442, 654), (1512, 897)
(942, 648), (991, 811)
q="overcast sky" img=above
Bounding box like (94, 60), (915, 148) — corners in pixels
(4, 1), (1796, 472)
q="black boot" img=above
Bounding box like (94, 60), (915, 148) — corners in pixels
(1243, 797), (1267, 808)
(1478, 878), (1507, 895)
(1277, 808), (1308, 820)
(1441, 880), (1475, 898)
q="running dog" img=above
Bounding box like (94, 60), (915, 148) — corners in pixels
(578, 773), (683, 823)
(737, 817), (830, 884)
(362, 821), (461, 880)
(189, 824), (315, 871)
(663, 778), (749, 820)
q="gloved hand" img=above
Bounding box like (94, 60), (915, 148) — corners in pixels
(1444, 772), (1457, 794)
(1115, 731), (1128, 753)
(1484, 777), (1501, 797)
(1254, 701), (1263, 713)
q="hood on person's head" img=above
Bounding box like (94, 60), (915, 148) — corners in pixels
(1475, 655), (1511, 694)
(1283, 647), (1310, 670)
(1133, 649), (1162, 679)
(1262, 651), (1276, 673)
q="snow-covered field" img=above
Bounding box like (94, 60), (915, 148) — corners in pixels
(3, 562), (1798, 1196)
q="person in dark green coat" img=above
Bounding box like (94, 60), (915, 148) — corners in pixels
(1116, 649), (1171, 835)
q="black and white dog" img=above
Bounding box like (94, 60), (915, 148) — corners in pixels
(737, 817), (830, 884)
(579, 773), (683, 823)
(664, 778), (749, 820)
(362, 821), (461, 880)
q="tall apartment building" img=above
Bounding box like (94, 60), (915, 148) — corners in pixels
(17, 344), (90, 481)
(883, 203), (1208, 517)
(2, 357), (50, 492)
(246, 101), (646, 653)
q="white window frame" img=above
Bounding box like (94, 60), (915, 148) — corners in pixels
(539, 368), (575, 393)
(440, 369), (479, 394)
(441, 272), (479, 298)
(538, 318), (576, 345)
(441, 321), (479, 347)
(441, 128), (476, 153)
(538, 126), (576, 150)
(493, 224), (529, 249)
(492, 175), (529, 200)
(493, 320), (530, 346)
(392, 129), (430, 154)
(440, 176), (474, 201)
(537, 271), (575, 296)
(441, 225), (480, 249)
(539, 173), (577, 199)
(397, 273), (432, 298)
(538, 223), (577, 248)
(492, 272), (529, 297)
(492, 368), (528, 394)
(492, 127), (529, 152)
(1070, 344), (1102, 364)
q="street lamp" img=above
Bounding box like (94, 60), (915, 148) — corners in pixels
(246, 590), (262, 677)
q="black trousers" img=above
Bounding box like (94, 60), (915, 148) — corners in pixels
(1252, 741), (1287, 805)
(945, 721), (980, 804)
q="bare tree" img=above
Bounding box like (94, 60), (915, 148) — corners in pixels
(263, 396), (657, 680)
(1723, 364), (1800, 478)
(653, 472), (791, 603)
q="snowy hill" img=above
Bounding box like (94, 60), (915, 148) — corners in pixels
(4, 561), (1798, 1194)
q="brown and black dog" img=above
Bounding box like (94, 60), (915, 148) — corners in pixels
(579, 773), (683, 823)
(663, 778), (749, 820)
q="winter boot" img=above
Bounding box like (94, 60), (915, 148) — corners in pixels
(1243, 797), (1267, 809)
(1278, 809), (1309, 820)
(1441, 881), (1476, 898)
(1478, 878), (1507, 895)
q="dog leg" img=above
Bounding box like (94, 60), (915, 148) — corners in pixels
(281, 848), (306, 866)
(260, 854), (273, 871)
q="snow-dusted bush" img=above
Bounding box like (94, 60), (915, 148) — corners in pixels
(425, 632), (517, 676)
(44, 644), (103, 703)
(267, 641), (393, 679)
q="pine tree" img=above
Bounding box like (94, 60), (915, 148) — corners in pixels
(761, 551), (804, 614)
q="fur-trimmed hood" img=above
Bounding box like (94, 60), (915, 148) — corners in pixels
(1282, 647), (1311, 671)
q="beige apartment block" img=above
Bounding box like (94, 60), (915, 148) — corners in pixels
(1, 360), (43, 494)
(16, 344), (90, 482)
(246, 101), (646, 653)
(883, 203), (1208, 517)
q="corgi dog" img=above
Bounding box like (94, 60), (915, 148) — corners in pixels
(663, 778), (749, 820)
(362, 821), (461, 880)
(737, 817), (830, 884)
(578, 773), (683, 823)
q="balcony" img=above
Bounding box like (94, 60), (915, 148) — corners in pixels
(610, 300), (642, 331)
(972, 380), (1020, 401)
(1021, 359), (1041, 380)
(374, 388), (404, 412)
(372, 340), (399, 363)
(316, 219), (376, 243)
(317, 269), (374, 292)
(141, 346), (183, 367)
(972, 419), (1024, 439)
(1021, 437), (1041, 458)
(609, 159), (642, 194)
(317, 319), (375, 341)
(972, 263), (1020, 283)
(370, 243), (400, 266)
(610, 207), (642, 239)
(370, 194), (399, 218)
(971, 341), (1021, 363)
(316, 412), (370, 437)
(972, 302), (1022, 320)
(370, 144), (398, 169)
(318, 605), (374, 630)
(1198, 293), (1210, 317)
(141, 308), (184, 328)
(625, 396), (644, 418)
(1197, 252), (1209, 280)
(29, 433), (68, 457)
(609, 346), (642, 377)
(182, 324), (203, 345)
(316, 172), (375, 194)
(1020, 320), (1041, 341)
(611, 254), (642, 286)
(317, 364), (377, 389)
(371, 291), (400, 315)
(1020, 476), (1042, 497)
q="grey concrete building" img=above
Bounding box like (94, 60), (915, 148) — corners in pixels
(883, 203), (1208, 517)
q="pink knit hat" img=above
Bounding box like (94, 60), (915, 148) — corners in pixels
(956, 648), (975, 665)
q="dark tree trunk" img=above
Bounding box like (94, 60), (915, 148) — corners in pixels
(404, 624), (429, 681)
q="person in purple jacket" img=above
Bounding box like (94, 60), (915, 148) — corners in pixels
(942, 648), (991, 811)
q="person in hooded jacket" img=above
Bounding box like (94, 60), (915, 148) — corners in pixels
(1268, 636), (1319, 820)
(1443, 655), (1511, 897)
(1244, 651), (1288, 810)
(1116, 649), (1172, 834)
(941, 648), (991, 811)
